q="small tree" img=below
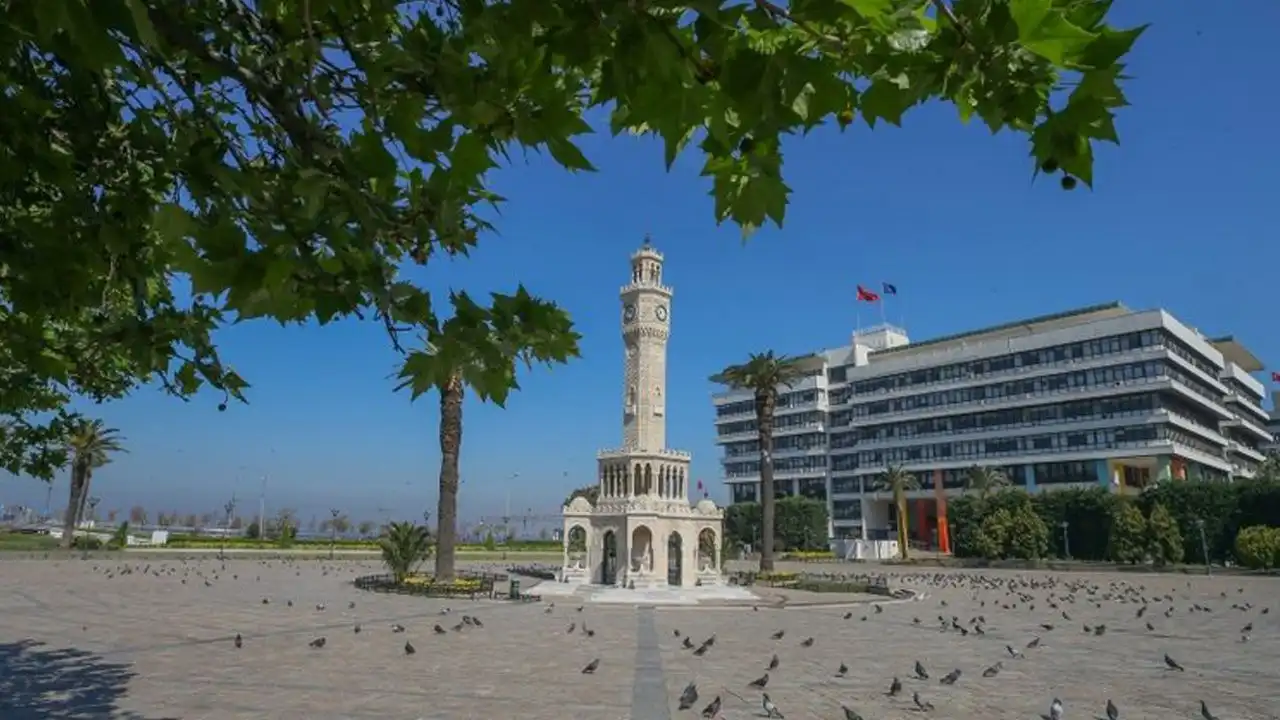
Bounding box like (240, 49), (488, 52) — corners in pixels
(380, 522), (433, 583)
(357, 520), (376, 538)
(483, 530), (497, 551)
(1145, 503), (1184, 565)
(1108, 502), (1148, 564)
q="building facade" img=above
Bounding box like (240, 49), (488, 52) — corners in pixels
(713, 303), (1271, 547)
(1265, 390), (1280, 454)
(562, 238), (723, 589)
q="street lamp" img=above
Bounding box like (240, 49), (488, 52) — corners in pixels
(1059, 520), (1071, 559)
(330, 508), (341, 559)
(221, 497), (237, 560)
(1195, 518), (1210, 575)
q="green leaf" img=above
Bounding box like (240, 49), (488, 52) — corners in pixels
(1009, 0), (1096, 64)
(544, 137), (597, 172)
(125, 0), (160, 47)
(839, 0), (896, 30)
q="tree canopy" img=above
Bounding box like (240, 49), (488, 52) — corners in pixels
(1, 0), (1142, 478)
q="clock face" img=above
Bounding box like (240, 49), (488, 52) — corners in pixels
(623, 304), (636, 322)
(654, 305), (668, 322)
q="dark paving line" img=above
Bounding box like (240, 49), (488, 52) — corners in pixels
(632, 606), (672, 720)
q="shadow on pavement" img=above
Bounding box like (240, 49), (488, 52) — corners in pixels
(0, 639), (177, 720)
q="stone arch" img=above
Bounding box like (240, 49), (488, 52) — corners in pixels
(644, 463), (653, 494)
(634, 464), (642, 495)
(667, 530), (684, 586)
(601, 529), (618, 584)
(567, 525), (588, 553)
(678, 467), (686, 498)
(698, 527), (718, 570)
(631, 525), (654, 572)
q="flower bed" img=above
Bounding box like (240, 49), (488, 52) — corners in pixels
(353, 570), (504, 599)
(731, 570), (801, 587)
(780, 550), (838, 562)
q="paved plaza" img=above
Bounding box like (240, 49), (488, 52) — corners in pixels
(1, 556), (1277, 719)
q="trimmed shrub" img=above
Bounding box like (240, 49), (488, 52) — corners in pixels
(1108, 502), (1147, 564)
(1234, 526), (1280, 569)
(1146, 503), (1184, 565)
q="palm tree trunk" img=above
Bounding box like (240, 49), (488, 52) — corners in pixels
(434, 371), (464, 582)
(755, 390), (777, 572)
(895, 488), (910, 561)
(76, 475), (93, 523)
(61, 467), (86, 549)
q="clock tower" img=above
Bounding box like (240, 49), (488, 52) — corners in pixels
(620, 236), (672, 451)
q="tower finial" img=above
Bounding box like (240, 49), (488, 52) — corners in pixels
(643, 232), (653, 247)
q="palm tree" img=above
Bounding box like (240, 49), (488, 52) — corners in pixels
(710, 351), (811, 572)
(60, 418), (126, 548)
(871, 465), (920, 560)
(379, 521), (433, 584)
(964, 465), (1011, 501)
(396, 295), (579, 581)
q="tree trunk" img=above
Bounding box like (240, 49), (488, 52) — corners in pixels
(76, 475), (93, 523)
(61, 466), (86, 549)
(434, 371), (464, 581)
(755, 389), (777, 572)
(895, 488), (910, 561)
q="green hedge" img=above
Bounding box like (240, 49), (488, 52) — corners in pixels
(949, 478), (1280, 568)
(724, 496), (830, 551)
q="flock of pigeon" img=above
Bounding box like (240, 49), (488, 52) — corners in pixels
(7, 557), (1274, 719)
(651, 571), (1272, 719)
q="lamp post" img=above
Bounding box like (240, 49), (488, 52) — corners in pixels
(329, 508), (341, 559)
(1195, 518), (1210, 575)
(1059, 520), (1071, 559)
(222, 496), (236, 560)
(87, 497), (100, 524)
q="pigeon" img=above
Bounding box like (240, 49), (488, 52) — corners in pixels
(308, 637), (326, 648)
(567, 623), (576, 634)
(581, 658), (599, 674)
(1164, 653), (1185, 671)
(800, 637), (815, 647)
(748, 672), (769, 689)
(771, 630), (785, 640)
(1027, 637), (1042, 649)
(762, 693), (784, 718)
(678, 682), (698, 710)
(353, 624), (361, 634)
(1106, 698), (1119, 720)
(683, 637), (695, 649)
(404, 641), (415, 655)
(887, 677), (902, 696)
(768, 654), (780, 670)
(939, 669), (961, 685)
(392, 623), (406, 633)
(433, 624), (447, 635)
(1049, 697), (1063, 720)
(914, 660), (929, 680)
(1242, 622), (1253, 633)
(835, 661), (849, 677)
(1200, 700), (1218, 720)
(982, 662), (1001, 677)
(233, 633), (242, 649)
(875, 604), (883, 614)
(700, 696), (722, 718)
(1006, 644), (1022, 658)
(912, 691), (934, 711)
(843, 612), (853, 619)
(842, 706), (865, 720)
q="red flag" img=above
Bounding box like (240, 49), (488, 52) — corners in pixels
(1272, 371), (1280, 382)
(856, 285), (880, 303)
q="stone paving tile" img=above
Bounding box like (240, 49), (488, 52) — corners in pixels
(2, 557), (1277, 719)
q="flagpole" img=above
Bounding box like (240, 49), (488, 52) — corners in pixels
(878, 297), (887, 326)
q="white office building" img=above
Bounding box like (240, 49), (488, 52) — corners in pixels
(713, 303), (1271, 547)
(1265, 390), (1280, 454)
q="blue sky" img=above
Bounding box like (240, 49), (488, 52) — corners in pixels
(4, 2), (1277, 529)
